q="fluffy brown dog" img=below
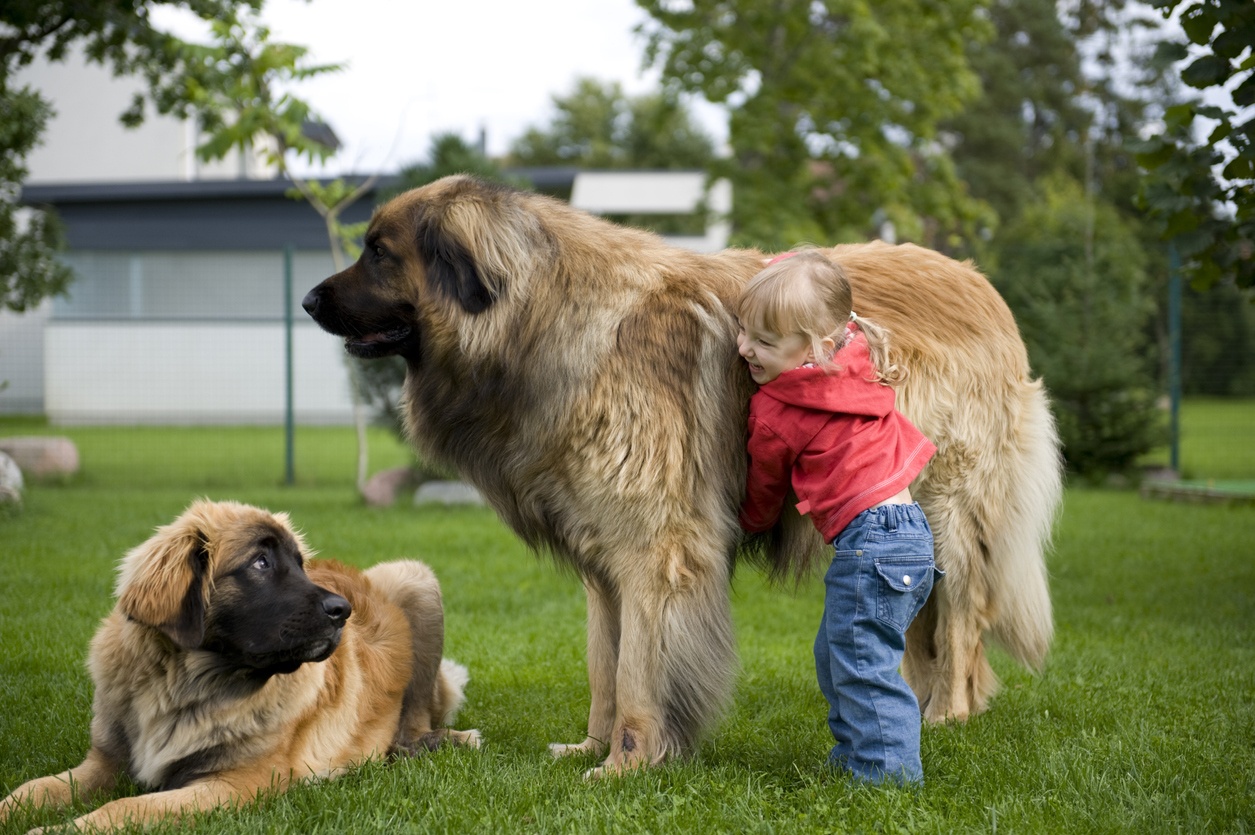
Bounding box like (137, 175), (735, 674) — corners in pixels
(303, 176), (1061, 776)
(0, 499), (479, 831)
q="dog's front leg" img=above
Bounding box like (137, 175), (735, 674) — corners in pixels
(52, 773), (271, 833)
(0, 747), (121, 824)
(549, 577), (618, 760)
(584, 579), (667, 779)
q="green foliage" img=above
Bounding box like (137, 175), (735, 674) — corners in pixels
(1, 420), (1253, 833)
(0, 86), (73, 312)
(151, 9), (342, 170)
(995, 175), (1165, 478)
(508, 78), (716, 236)
(637, 0), (993, 251)
(1135, 0), (1255, 290)
(1180, 281), (1255, 396)
(508, 77), (714, 171)
(0, 0), (272, 313)
(393, 133), (524, 197)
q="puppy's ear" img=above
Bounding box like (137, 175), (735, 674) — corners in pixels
(116, 512), (211, 649)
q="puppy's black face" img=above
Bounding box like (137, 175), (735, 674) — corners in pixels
(202, 526), (351, 678)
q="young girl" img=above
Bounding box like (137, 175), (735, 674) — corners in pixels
(736, 250), (939, 785)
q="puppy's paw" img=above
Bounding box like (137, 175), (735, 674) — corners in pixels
(397, 727), (483, 756)
(452, 728), (482, 749)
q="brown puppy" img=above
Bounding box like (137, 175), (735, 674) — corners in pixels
(303, 176), (1062, 776)
(0, 499), (480, 831)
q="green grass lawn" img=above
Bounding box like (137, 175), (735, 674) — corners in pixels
(1, 418), (1253, 833)
(1143, 396), (1255, 481)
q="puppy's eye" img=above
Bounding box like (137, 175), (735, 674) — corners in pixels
(252, 555), (271, 571)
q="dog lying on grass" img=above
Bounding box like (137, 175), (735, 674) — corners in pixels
(0, 499), (479, 831)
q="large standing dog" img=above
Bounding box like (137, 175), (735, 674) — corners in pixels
(0, 499), (480, 831)
(303, 175), (1061, 776)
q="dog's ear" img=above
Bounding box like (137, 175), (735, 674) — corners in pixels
(116, 509), (212, 649)
(417, 214), (498, 314)
(415, 180), (545, 314)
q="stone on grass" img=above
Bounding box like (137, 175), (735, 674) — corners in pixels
(0, 451), (23, 504)
(413, 480), (484, 507)
(0, 436), (80, 479)
(361, 466), (419, 507)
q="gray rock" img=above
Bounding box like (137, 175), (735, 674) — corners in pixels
(413, 480), (484, 507)
(0, 436), (80, 479)
(361, 466), (419, 507)
(0, 451), (23, 504)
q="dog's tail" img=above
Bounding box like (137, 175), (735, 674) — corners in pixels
(987, 379), (1062, 669)
(434, 658), (470, 725)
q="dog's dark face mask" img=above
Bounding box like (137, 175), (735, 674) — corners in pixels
(201, 528), (351, 679)
(301, 181), (508, 363)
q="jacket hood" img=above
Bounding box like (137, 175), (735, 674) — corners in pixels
(756, 334), (894, 418)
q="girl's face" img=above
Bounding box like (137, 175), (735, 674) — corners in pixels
(737, 321), (812, 384)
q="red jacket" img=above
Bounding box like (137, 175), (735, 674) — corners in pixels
(739, 332), (936, 542)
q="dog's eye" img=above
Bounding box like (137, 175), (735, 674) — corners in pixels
(373, 244), (387, 260)
(252, 555), (271, 571)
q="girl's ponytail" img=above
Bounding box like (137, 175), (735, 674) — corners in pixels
(849, 312), (906, 385)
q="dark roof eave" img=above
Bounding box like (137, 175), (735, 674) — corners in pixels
(19, 175), (398, 206)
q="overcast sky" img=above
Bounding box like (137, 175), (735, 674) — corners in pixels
(156, 0), (728, 175)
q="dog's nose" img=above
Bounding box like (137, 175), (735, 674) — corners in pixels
(322, 594), (351, 625)
(301, 287), (322, 318)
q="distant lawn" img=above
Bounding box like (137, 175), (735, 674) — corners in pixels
(1142, 396), (1255, 481)
(1, 419), (1252, 833)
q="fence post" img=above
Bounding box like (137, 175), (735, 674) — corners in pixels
(284, 245), (295, 486)
(1168, 243), (1182, 476)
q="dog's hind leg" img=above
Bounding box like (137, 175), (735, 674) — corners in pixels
(364, 560), (479, 752)
(904, 381), (1060, 723)
(550, 577), (618, 760)
(906, 466), (1000, 723)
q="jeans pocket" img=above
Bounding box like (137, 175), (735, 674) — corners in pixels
(874, 556), (936, 631)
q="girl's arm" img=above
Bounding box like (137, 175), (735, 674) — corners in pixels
(738, 420), (793, 533)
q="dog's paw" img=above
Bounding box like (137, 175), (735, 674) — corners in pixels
(582, 759), (648, 780)
(548, 738), (605, 759)
(455, 728), (483, 749)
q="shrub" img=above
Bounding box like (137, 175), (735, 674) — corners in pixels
(994, 175), (1166, 478)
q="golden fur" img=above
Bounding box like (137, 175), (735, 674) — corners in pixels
(302, 176), (1062, 776)
(0, 499), (479, 831)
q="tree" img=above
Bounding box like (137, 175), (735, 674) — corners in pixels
(0, 87), (71, 311)
(995, 175), (1164, 478)
(168, 10), (392, 492)
(509, 76), (714, 171)
(399, 133), (523, 192)
(1135, 0), (1255, 291)
(0, 0), (266, 312)
(636, 0), (993, 251)
(508, 77), (717, 235)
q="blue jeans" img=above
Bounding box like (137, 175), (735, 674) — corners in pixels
(813, 502), (937, 784)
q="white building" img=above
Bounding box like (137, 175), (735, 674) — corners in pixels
(2, 53), (730, 424)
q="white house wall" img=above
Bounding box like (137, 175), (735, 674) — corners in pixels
(0, 302), (51, 413)
(44, 321), (354, 425)
(19, 48), (271, 184)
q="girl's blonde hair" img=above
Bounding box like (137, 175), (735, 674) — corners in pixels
(737, 250), (905, 384)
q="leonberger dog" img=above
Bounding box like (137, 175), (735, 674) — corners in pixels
(303, 175), (1061, 776)
(0, 499), (480, 831)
